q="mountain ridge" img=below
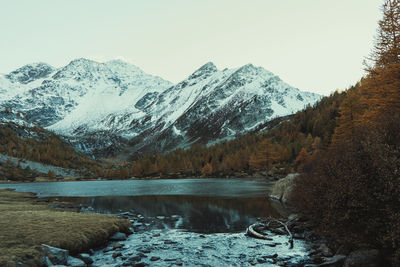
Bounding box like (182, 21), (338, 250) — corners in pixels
(0, 58), (321, 158)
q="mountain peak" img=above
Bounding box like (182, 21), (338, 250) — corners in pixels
(188, 62), (218, 80)
(68, 58), (98, 66)
(6, 62), (55, 84)
(199, 62), (217, 71)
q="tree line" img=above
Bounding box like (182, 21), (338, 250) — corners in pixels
(292, 0), (400, 262)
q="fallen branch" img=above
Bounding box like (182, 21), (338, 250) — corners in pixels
(274, 219), (293, 249)
(246, 223), (273, 240)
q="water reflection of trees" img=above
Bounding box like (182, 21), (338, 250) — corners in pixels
(72, 195), (286, 233)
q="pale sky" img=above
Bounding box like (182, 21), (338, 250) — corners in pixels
(1, 0), (382, 95)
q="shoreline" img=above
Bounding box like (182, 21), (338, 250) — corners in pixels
(0, 169), (283, 184)
(0, 189), (131, 267)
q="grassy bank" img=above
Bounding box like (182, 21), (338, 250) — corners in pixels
(0, 189), (131, 267)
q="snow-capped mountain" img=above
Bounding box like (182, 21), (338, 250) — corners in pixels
(1, 59), (172, 127)
(0, 59), (321, 158)
(109, 62), (321, 156)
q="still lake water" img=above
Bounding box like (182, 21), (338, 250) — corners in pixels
(0, 178), (273, 198)
(0, 178), (288, 233)
(0, 179), (309, 266)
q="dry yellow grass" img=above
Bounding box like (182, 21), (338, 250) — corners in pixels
(0, 189), (131, 267)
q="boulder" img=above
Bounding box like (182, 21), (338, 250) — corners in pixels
(318, 243), (334, 257)
(344, 249), (381, 267)
(67, 256), (86, 267)
(269, 173), (299, 203)
(319, 254), (347, 266)
(41, 244), (69, 265)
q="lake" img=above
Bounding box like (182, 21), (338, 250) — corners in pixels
(0, 178), (310, 266)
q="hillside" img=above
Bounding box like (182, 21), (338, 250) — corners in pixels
(1, 59), (320, 159)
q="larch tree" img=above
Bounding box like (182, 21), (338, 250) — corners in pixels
(369, 0), (400, 69)
(362, 0), (400, 119)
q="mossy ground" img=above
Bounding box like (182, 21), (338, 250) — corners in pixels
(0, 189), (131, 267)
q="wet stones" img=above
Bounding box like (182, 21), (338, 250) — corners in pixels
(113, 242), (124, 249)
(41, 244), (69, 265)
(110, 232), (127, 241)
(67, 256), (86, 267)
(150, 256), (160, 261)
(163, 240), (178, 245)
(112, 252), (122, 258)
(76, 253), (93, 265)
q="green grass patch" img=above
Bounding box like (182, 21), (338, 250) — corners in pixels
(0, 189), (131, 267)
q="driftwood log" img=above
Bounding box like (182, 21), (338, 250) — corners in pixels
(246, 218), (294, 249)
(246, 223), (273, 240)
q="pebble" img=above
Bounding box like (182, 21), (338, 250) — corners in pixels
(113, 242), (124, 249)
(150, 256), (161, 261)
(112, 252), (122, 258)
(129, 256), (141, 262)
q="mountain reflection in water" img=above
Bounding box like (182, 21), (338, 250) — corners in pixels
(69, 195), (288, 233)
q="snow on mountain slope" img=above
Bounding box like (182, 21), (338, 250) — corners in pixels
(2, 58), (173, 128)
(121, 62), (321, 155)
(1, 59), (321, 157)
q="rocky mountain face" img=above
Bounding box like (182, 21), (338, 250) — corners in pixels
(0, 59), (321, 158)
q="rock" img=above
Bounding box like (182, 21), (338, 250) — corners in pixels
(67, 256), (86, 267)
(133, 263), (146, 267)
(319, 254), (346, 266)
(344, 249), (381, 267)
(164, 258), (177, 261)
(113, 242), (124, 249)
(318, 243), (333, 257)
(150, 256), (160, 261)
(257, 258), (267, 263)
(164, 240), (178, 244)
(77, 253), (93, 265)
(41, 244), (69, 265)
(112, 252), (122, 258)
(269, 173), (299, 203)
(138, 248), (151, 253)
(129, 255), (142, 262)
(175, 260), (183, 266)
(288, 213), (300, 222)
(171, 215), (180, 220)
(42, 256), (53, 267)
(152, 233), (161, 237)
(266, 254), (278, 259)
(110, 232), (127, 241)
(137, 253), (147, 258)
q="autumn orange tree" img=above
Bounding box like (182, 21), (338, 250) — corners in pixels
(249, 139), (284, 175)
(291, 0), (400, 261)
